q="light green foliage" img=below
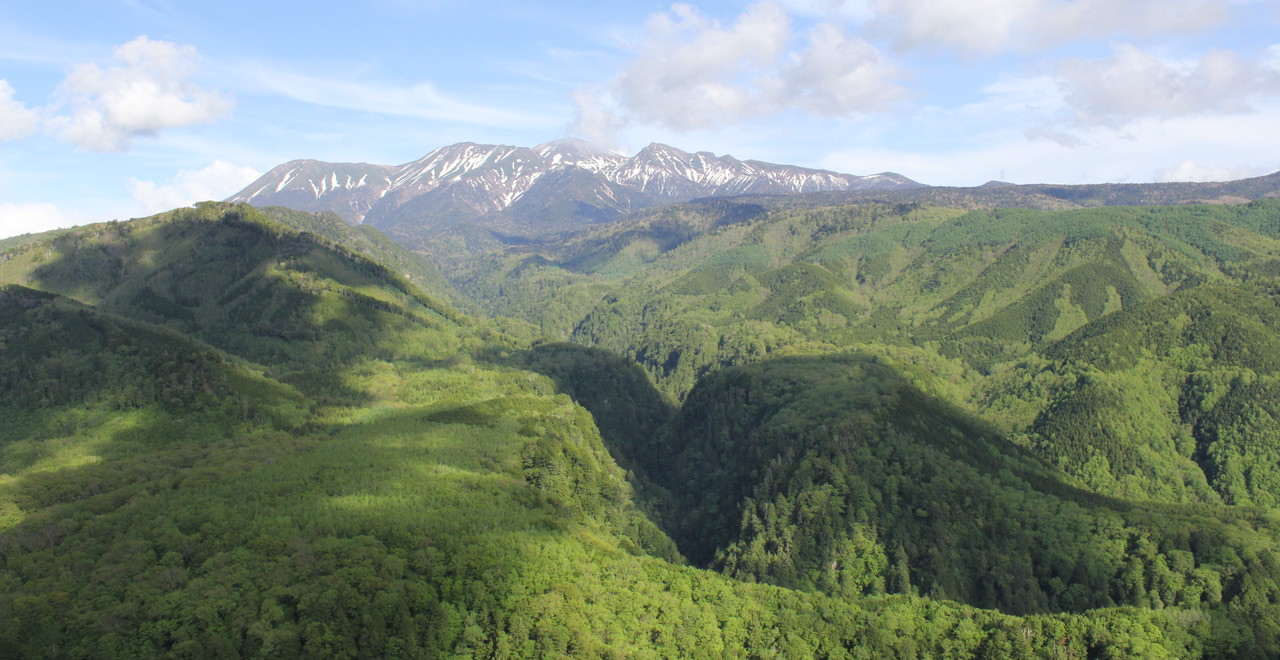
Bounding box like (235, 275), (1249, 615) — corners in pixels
(4, 199), (1280, 657)
(424, 197), (1280, 655)
(546, 201), (1280, 398)
(476, 199), (1280, 508)
(645, 355), (1280, 622)
(257, 206), (467, 311)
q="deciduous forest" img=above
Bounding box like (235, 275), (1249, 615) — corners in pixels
(5, 198), (1280, 657)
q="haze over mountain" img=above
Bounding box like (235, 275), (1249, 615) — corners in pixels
(808, 170), (1280, 212)
(228, 139), (919, 244)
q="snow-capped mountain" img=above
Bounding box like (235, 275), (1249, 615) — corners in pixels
(228, 139), (919, 242)
(231, 160), (396, 224)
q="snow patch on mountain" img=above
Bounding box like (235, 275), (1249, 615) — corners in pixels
(228, 140), (921, 231)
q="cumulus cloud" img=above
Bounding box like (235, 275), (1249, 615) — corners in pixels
(130, 160), (262, 215)
(574, 2), (904, 139)
(0, 203), (87, 238)
(611, 2), (792, 129)
(0, 80), (39, 141)
(1058, 44), (1280, 126)
(570, 87), (628, 150)
(778, 22), (908, 115)
(870, 0), (1229, 54)
(48, 36), (231, 152)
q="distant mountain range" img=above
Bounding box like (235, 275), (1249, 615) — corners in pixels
(227, 139), (920, 244)
(229, 138), (1280, 252)
(803, 170), (1280, 211)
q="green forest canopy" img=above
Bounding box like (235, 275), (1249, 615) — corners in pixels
(3, 200), (1280, 657)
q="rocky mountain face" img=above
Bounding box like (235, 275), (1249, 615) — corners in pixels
(228, 139), (920, 244)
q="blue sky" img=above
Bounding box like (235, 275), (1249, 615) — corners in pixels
(2, 0), (1279, 237)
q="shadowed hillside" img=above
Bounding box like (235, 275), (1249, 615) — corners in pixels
(3, 201), (1279, 657)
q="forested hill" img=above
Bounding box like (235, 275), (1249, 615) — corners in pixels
(651, 354), (1280, 618)
(3, 200), (1280, 657)
(439, 197), (1280, 655)
(456, 199), (1280, 376)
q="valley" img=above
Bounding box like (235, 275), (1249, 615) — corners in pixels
(4, 155), (1280, 656)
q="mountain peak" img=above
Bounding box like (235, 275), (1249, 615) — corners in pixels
(535, 137), (611, 157)
(635, 142), (688, 158)
(228, 140), (921, 238)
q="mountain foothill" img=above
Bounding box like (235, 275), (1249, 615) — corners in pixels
(4, 140), (1280, 658)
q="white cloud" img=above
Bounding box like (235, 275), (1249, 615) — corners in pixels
(0, 80), (39, 141)
(576, 2), (904, 137)
(130, 160), (262, 215)
(0, 203), (88, 238)
(973, 75), (1065, 111)
(570, 87), (627, 150)
(775, 0), (874, 22)
(778, 22), (907, 116)
(48, 36), (231, 152)
(871, 0), (1229, 54)
(613, 2), (792, 129)
(0, 161), (261, 240)
(1058, 44), (1280, 126)
(1154, 159), (1270, 183)
(819, 110), (1280, 186)
(235, 62), (555, 128)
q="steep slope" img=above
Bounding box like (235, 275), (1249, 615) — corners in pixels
(0, 286), (685, 656)
(558, 201), (1280, 397)
(0, 204), (1222, 658)
(0, 206), (690, 656)
(605, 142), (911, 198)
(364, 143), (547, 232)
(1021, 283), (1280, 506)
(536, 201), (1280, 523)
(647, 355), (1280, 613)
(255, 205), (468, 311)
(440, 183), (1280, 652)
(228, 160), (395, 223)
(0, 283), (310, 464)
(0, 202), (470, 400)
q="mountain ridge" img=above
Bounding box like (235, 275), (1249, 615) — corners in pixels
(228, 140), (920, 243)
(5, 200), (1280, 656)
(766, 170), (1280, 212)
